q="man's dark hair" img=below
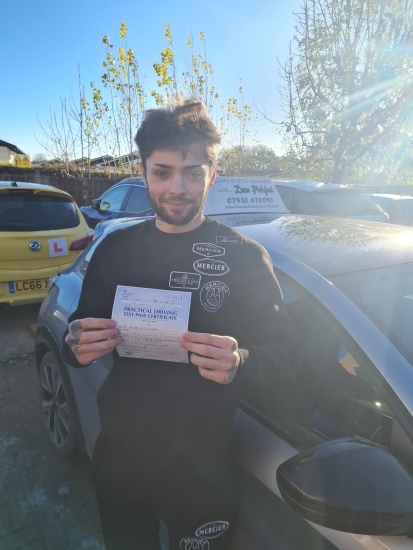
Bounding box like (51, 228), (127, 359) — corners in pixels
(135, 98), (221, 171)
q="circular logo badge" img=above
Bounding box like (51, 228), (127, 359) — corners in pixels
(28, 240), (41, 252)
(200, 281), (230, 312)
(180, 538), (210, 550)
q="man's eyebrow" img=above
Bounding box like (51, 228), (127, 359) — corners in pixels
(152, 163), (204, 169)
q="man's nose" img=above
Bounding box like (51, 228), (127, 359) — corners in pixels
(169, 173), (186, 194)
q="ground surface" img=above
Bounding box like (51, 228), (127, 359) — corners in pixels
(0, 305), (104, 550)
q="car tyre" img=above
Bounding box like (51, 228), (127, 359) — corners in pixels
(39, 351), (79, 458)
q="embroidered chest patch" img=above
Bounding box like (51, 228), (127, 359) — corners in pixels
(192, 242), (225, 257)
(200, 281), (230, 312)
(193, 259), (230, 276)
(216, 236), (243, 245)
(169, 271), (201, 290)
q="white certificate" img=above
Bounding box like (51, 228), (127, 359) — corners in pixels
(111, 285), (192, 362)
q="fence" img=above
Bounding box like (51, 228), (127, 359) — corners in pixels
(0, 171), (124, 206)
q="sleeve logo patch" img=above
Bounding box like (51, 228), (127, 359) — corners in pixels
(180, 538), (210, 549)
(195, 521), (229, 539)
(193, 259), (230, 276)
(216, 236), (243, 244)
(200, 281), (230, 312)
(192, 243), (225, 257)
(169, 272), (201, 290)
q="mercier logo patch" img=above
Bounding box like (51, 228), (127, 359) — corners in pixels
(192, 242), (225, 257)
(216, 236), (243, 245)
(169, 272), (201, 290)
(195, 521), (229, 539)
(193, 259), (230, 277)
(200, 281), (230, 312)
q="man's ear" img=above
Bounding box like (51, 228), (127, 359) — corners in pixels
(208, 164), (217, 190)
(140, 164), (147, 186)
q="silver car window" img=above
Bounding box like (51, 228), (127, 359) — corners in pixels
(246, 282), (397, 453)
(100, 185), (130, 212)
(315, 190), (382, 216)
(124, 186), (152, 212)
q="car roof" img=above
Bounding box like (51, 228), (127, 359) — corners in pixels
(95, 213), (413, 277)
(367, 193), (413, 201)
(237, 214), (413, 276)
(0, 181), (73, 198)
(114, 177), (145, 186)
(272, 180), (351, 192)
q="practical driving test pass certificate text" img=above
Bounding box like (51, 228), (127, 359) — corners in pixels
(111, 285), (192, 362)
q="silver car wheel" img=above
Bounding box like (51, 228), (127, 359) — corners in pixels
(40, 360), (69, 447)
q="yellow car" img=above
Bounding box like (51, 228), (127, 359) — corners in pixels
(0, 181), (93, 307)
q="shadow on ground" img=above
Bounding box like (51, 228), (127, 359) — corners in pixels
(0, 305), (40, 362)
(0, 328), (104, 549)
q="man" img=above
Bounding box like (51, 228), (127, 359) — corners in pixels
(64, 99), (300, 550)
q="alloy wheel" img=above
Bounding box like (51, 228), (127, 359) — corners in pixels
(40, 361), (69, 448)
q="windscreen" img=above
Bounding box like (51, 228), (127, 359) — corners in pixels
(333, 263), (413, 365)
(363, 275), (412, 352)
(314, 189), (381, 216)
(0, 192), (80, 231)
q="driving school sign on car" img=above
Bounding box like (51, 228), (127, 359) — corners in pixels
(204, 177), (290, 215)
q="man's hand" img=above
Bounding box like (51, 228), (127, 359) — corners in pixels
(181, 332), (240, 384)
(65, 318), (122, 365)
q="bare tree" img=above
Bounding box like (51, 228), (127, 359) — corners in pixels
(36, 100), (81, 176)
(36, 66), (103, 180)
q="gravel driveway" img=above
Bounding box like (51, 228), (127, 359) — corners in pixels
(0, 306), (104, 550)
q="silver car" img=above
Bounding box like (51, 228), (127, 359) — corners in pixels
(273, 180), (389, 222)
(366, 193), (413, 226)
(35, 214), (413, 549)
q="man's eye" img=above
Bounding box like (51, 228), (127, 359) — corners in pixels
(155, 171), (168, 178)
(187, 172), (202, 179)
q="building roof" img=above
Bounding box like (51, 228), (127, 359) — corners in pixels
(0, 139), (26, 155)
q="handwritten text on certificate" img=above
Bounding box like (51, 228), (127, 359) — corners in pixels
(111, 285), (192, 362)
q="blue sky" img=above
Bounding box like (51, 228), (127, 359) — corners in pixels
(0, 0), (301, 158)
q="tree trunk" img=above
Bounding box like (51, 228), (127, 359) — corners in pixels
(331, 161), (346, 184)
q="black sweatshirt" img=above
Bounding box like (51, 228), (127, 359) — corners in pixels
(66, 217), (300, 481)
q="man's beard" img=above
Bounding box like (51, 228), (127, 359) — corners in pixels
(148, 191), (208, 226)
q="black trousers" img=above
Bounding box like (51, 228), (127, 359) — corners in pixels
(92, 446), (234, 550)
